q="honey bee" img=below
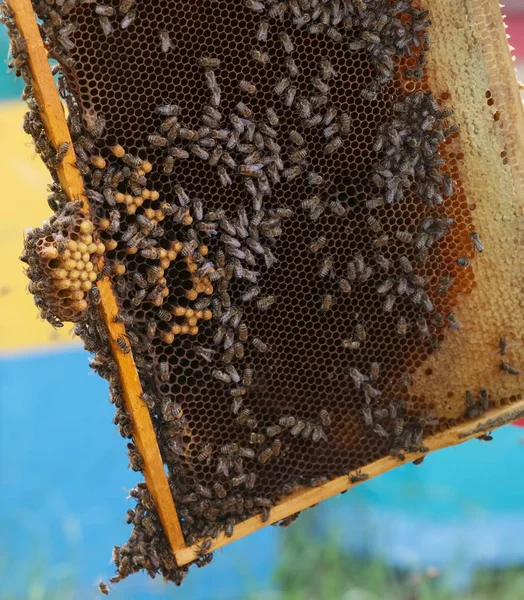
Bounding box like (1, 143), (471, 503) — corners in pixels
(310, 475), (329, 487)
(258, 447), (273, 464)
(274, 77), (291, 96)
(500, 362), (519, 375)
(266, 425), (282, 438)
(321, 294), (333, 313)
(456, 257), (470, 268)
(479, 389), (490, 411)
(159, 360), (170, 382)
(243, 368), (253, 387)
(326, 26), (342, 41)
(250, 48), (270, 64)
(373, 423), (389, 438)
(119, 0), (135, 14)
(354, 322), (367, 342)
(90, 286), (101, 305)
(98, 581), (110, 595)
(349, 470), (369, 484)
(239, 79), (257, 95)
(278, 31), (294, 53)
(469, 232), (484, 253)
(198, 55), (220, 68)
(120, 8), (136, 28)
(341, 339), (360, 350)
(256, 296), (275, 311)
(255, 19), (270, 41)
(325, 136), (343, 155)
(250, 432), (265, 444)
(318, 255), (334, 278)
(318, 408), (331, 427)
(289, 129), (305, 147)
(446, 312), (461, 331)
(157, 28), (172, 53)
(279, 416), (296, 428)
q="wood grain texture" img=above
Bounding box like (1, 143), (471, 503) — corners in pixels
(7, 0), (186, 555)
(175, 398), (524, 565)
(5, 0), (86, 207)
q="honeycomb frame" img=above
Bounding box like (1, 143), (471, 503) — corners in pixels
(5, 0), (524, 575)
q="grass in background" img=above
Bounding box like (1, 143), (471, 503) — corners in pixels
(267, 512), (524, 600)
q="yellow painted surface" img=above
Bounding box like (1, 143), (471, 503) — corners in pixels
(0, 101), (75, 351)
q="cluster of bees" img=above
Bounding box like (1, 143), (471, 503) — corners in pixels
(21, 204), (105, 324)
(7, 0), (520, 592)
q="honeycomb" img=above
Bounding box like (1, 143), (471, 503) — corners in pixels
(3, 0), (523, 589)
(21, 202), (105, 324)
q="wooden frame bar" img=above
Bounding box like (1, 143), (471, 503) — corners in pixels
(8, 0), (524, 568)
(6, 0), (186, 554)
(175, 399), (524, 565)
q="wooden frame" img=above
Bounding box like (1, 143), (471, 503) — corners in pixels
(5, 0), (185, 554)
(7, 0), (523, 568)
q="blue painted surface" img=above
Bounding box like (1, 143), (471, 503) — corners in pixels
(2, 348), (524, 598)
(0, 348), (278, 599)
(1, 29), (24, 101)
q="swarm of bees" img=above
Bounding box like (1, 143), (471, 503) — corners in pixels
(4, 0), (518, 590)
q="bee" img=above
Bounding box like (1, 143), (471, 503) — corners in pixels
(198, 55), (220, 68)
(325, 137), (343, 155)
(289, 420), (306, 437)
(256, 296), (276, 311)
(156, 103), (180, 116)
(239, 79), (257, 95)
(243, 368), (253, 387)
(250, 433), (265, 444)
(469, 232), (484, 253)
(349, 367), (367, 389)
(341, 339), (360, 350)
(500, 362), (519, 375)
(321, 294), (333, 313)
(275, 32), (294, 56)
(98, 581), (110, 595)
(399, 255), (413, 274)
(337, 278), (351, 295)
(238, 322), (248, 342)
(480, 389), (490, 411)
(354, 322), (367, 342)
(159, 361), (170, 382)
(373, 423), (389, 438)
(119, 0), (135, 14)
(394, 229), (413, 244)
(274, 77), (291, 96)
(446, 312), (461, 331)
(499, 337), (507, 356)
(279, 416), (296, 428)
(258, 447), (273, 464)
(90, 286), (101, 305)
(369, 362), (380, 384)
(120, 8), (136, 28)
(289, 129), (305, 147)
(250, 48), (270, 64)
(205, 70), (221, 106)
(396, 316), (408, 336)
(318, 255), (334, 278)
(266, 425), (282, 437)
(256, 20), (269, 42)
(157, 28), (172, 53)
(319, 409), (331, 427)
(456, 257), (470, 267)
(320, 56), (337, 80)
(437, 275), (452, 295)
(197, 538), (213, 557)
(416, 316), (430, 338)
(349, 470), (369, 484)
(53, 141), (70, 163)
